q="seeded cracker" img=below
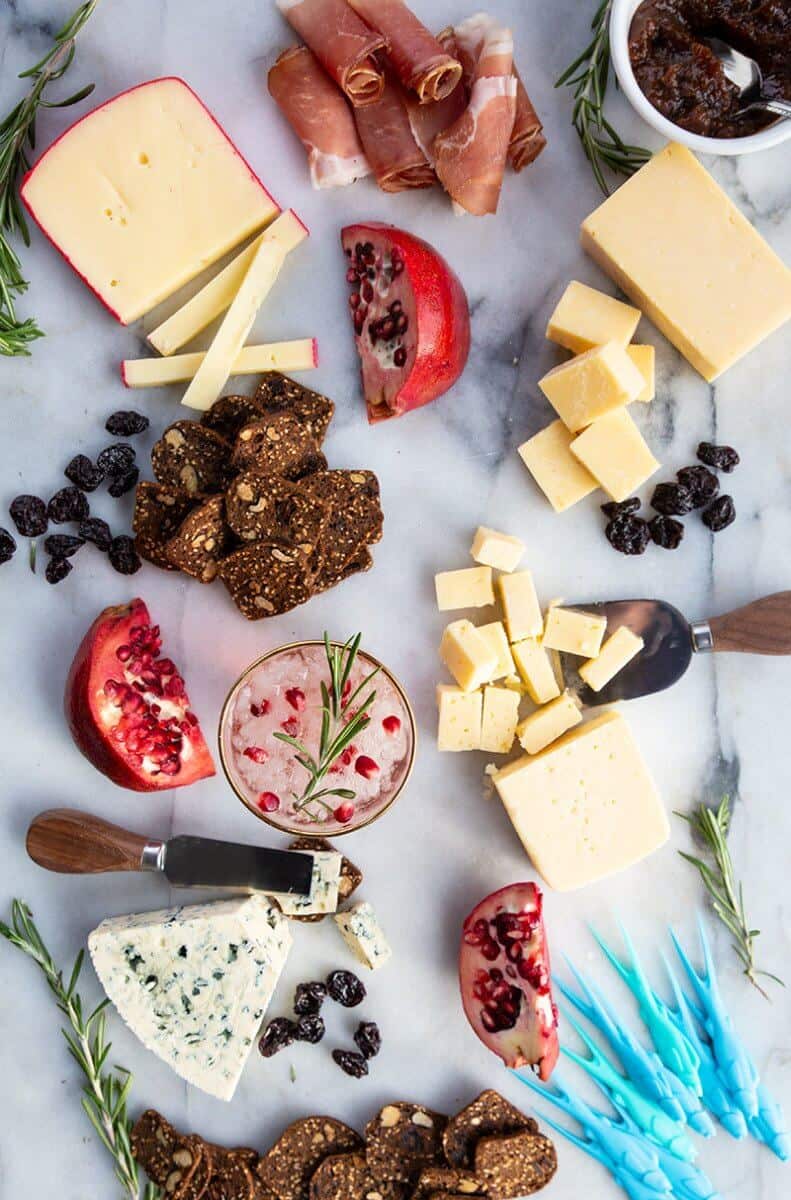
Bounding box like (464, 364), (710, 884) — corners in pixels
(255, 373), (335, 446)
(288, 836), (363, 922)
(226, 471), (328, 552)
(180, 1141), (214, 1200)
(364, 1104), (447, 1185)
(205, 1154), (256, 1200)
(202, 394), (270, 442)
(230, 412), (317, 476)
(411, 1165), (487, 1198)
(309, 1153), (408, 1200)
(165, 495), (235, 583)
(131, 1110), (179, 1185)
(474, 1132), (557, 1200)
(218, 541), (314, 619)
(152, 421), (233, 497)
(160, 1134), (206, 1199)
(257, 1116), (364, 1200)
(302, 470), (383, 580)
(133, 482), (197, 569)
(315, 547), (373, 593)
(443, 1091), (538, 1170)
(285, 449), (329, 483)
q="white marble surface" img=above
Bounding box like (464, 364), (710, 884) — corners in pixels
(1, 1), (790, 1198)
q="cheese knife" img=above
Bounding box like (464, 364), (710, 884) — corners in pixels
(25, 808), (316, 896)
(563, 592), (791, 706)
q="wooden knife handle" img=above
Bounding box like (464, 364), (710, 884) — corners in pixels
(709, 592), (791, 655)
(26, 808), (152, 874)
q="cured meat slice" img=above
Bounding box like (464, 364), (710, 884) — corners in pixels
(353, 72), (435, 192)
(404, 27), (467, 165)
(433, 18), (517, 216)
(268, 47), (372, 188)
(275, 0), (386, 106)
(347, 0), (462, 102)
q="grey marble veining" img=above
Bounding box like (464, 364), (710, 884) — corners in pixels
(0, 1), (790, 1197)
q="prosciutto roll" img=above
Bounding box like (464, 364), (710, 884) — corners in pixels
(404, 27), (468, 164)
(353, 72), (435, 192)
(348, 0), (463, 102)
(276, 0), (386, 105)
(433, 19), (517, 215)
(269, 47), (372, 188)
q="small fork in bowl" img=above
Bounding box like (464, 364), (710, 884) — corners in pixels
(704, 36), (791, 122)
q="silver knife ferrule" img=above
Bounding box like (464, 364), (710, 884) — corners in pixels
(140, 840), (166, 872)
(690, 620), (714, 654)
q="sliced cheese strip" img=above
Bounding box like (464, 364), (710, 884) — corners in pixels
(181, 210), (307, 412)
(122, 339), (317, 387)
(148, 210), (309, 355)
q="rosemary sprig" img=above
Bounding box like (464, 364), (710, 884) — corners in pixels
(0, 900), (161, 1200)
(676, 797), (785, 1000)
(555, 0), (651, 194)
(273, 633), (379, 821)
(0, 1), (99, 355)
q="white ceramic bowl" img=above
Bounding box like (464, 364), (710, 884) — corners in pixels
(609, 0), (791, 155)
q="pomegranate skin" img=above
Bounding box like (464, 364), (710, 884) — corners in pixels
(341, 221), (470, 422)
(459, 882), (559, 1081)
(64, 597), (215, 792)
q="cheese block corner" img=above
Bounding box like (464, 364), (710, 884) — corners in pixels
(21, 77), (279, 324)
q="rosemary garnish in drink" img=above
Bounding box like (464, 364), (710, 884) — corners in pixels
(273, 633), (379, 821)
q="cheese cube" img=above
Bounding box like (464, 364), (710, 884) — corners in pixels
(546, 281), (641, 354)
(333, 902), (392, 970)
(570, 409), (660, 502)
(470, 526), (525, 573)
(543, 606), (607, 658)
(480, 686), (520, 754)
(579, 626), (644, 692)
(493, 711), (669, 891)
(21, 78), (278, 324)
(518, 420), (598, 513)
(582, 144), (791, 382)
(439, 622), (497, 692)
(626, 345), (655, 402)
(435, 566), (495, 611)
(437, 684), (483, 750)
(538, 342), (645, 433)
(498, 571), (543, 642)
(512, 639), (561, 705)
(477, 622), (516, 681)
(517, 692), (582, 755)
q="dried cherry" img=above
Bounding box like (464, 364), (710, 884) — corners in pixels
(677, 465), (719, 508)
(64, 454), (104, 492)
(78, 518), (112, 552)
(327, 969), (366, 1008)
(97, 443), (136, 477)
(9, 494), (48, 537)
(649, 515), (684, 550)
(108, 535), (141, 575)
(702, 495), (735, 532)
(650, 482), (694, 516)
(332, 1049), (369, 1078)
(697, 442), (739, 473)
(107, 465), (140, 498)
(45, 557), (72, 585)
(0, 528), (17, 564)
(294, 982), (327, 1015)
(44, 534), (85, 558)
(294, 1014), (325, 1044)
(48, 486), (89, 524)
(106, 410), (149, 437)
(601, 497), (640, 519)
(259, 1017), (296, 1058)
(605, 514), (650, 556)
(354, 1021), (382, 1059)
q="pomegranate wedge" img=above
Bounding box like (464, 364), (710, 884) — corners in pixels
(459, 882), (559, 1080)
(341, 222), (470, 422)
(65, 597), (215, 792)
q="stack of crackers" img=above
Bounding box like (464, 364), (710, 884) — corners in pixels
(132, 1090), (557, 1200)
(132, 373), (384, 620)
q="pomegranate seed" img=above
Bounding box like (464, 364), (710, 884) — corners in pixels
(394, 346), (407, 367)
(281, 717), (299, 737)
(116, 645), (132, 662)
(355, 755), (379, 780)
(361, 280), (373, 303)
(159, 757), (181, 776)
(285, 687), (306, 712)
(258, 792), (280, 813)
(334, 801), (355, 824)
(250, 699), (272, 717)
(349, 292), (361, 310)
(243, 746), (269, 764)
(382, 715), (401, 735)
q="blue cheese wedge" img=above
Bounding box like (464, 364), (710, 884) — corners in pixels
(272, 851), (342, 916)
(333, 902), (392, 970)
(88, 896), (291, 1101)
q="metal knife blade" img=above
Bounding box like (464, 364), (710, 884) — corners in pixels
(153, 835), (316, 895)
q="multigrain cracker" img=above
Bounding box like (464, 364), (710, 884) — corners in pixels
(218, 541), (314, 619)
(473, 1132), (557, 1200)
(364, 1104), (447, 1185)
(309, 1153), (407, 1200)
(230, 413), (317, 476)
(131, 1110), (179, 1186)
(257, 1117), (363, 1200)
(225, 471), (327, 551)
(152, 421), (233, 496)
(411, 1165), (487, 1198)
(443, 1092), (538, 1170)
(133, 482), (196, 569)
(255, 373), (335, 445)
(201, 394), (269, 442)
(165, 495), (234, 583)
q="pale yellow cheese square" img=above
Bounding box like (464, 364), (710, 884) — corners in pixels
(498, 571), (543, 643)
(480, 686), (520, 754)
(570, 410), (660, 503)
(512, 639), (561, 705)
(470, 526), (525, 573)
(518, 420), (598, 513)
(543, 606), (607, 658)
(436, 684), (482, 751)
(538, 342), (645, 433)
(579, 626), (644, 692)
(493, 711), (670, 891)
(581, 143), (791, 382)
(626, 345), (655, 402)
(517, 692), (582, 755)
(546, 280), (641, 354)
(477, 622), (516, 681)
(435, 566), (495, 611)
(439, 621), (498, 692)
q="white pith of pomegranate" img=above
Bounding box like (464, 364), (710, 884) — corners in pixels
(64, 598), (215, 792)
(341, 222), (470, 423)
(459, 882), (559, 1081)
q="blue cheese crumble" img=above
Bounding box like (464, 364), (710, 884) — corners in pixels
(333, 902), (392, 970)
(272, 851), (342, 916)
